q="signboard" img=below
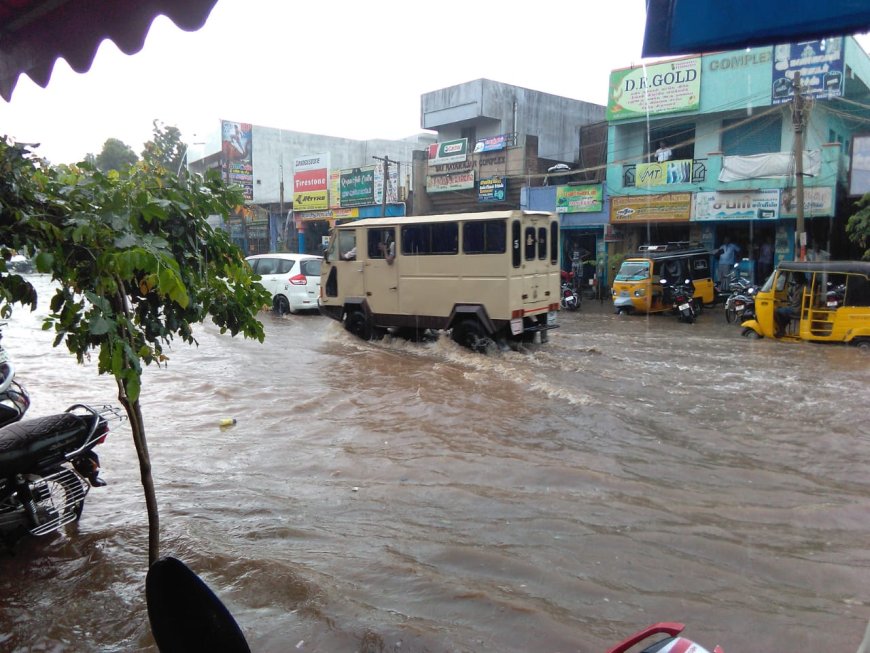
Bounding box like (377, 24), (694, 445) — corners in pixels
(780, 186), (834, 217)
(849, 134), (870, 197)
(427, 171), (475, 193)
(555, 185), (603, 213)
(293, 153), (329, 211)
(771, 37), (844, 105)
(427, 138), (468, 165)
(339, 167), (376, 207)
(693, 189), (781, 221)
(636, 160), (692, 186)
(607, 57), (701, 121)
(478, 176), (507, 202)
(473, 134), (510, 153)
(220, 120), (253, 201)
(610, 193), (692, 223)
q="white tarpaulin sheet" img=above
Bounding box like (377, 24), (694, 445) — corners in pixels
(718, 150), (820, 182)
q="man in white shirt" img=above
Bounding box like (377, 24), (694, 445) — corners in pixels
(655, 142), (672, 163)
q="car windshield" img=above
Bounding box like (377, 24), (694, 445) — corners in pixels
(615, 261), (649, 280)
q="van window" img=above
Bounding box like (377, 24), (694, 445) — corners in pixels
(339, 231), (356, 260)
(550, 221), (559, 265)
(367, 227), (396, 259)
(463, 219), (506, 254)
(512, 221), (521, 268)
(537, 227), (547, 260)
(401, 222), (458, 255)
(524, 227), (536, 261)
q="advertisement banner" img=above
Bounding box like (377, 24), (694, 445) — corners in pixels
(428, 138), (468, 165)
(607, 58), (701, 121)
(636, 160), (692, 187)
(693, 189), (781, 221)
(771, 37), (844, 105)
(478, 176), (507, 202)
(340, 167), (376, 207)
(427, 171), (475, 193)
(473, 134), (510, 153)
(293, 153), (329, 211)
(555, 185), (603, 213)
(221, 120), (253, 201)
(610, 193), (692, 223)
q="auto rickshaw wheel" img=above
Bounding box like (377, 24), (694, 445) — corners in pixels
(853, 337), (870, 351)
(741, 327), (762, 339)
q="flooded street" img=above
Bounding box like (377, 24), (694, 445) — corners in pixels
(1, 274), (869, 652)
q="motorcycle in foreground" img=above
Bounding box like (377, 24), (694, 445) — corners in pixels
(0, 325), (30, 428)
(0, 402), (122, 549)
(661, 278), (698, 323)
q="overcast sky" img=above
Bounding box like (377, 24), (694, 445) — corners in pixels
(1, 0), (868, 165)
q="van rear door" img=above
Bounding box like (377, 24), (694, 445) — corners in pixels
(521, 216), (552, 310)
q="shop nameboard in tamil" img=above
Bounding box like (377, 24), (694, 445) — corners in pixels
(428, 138), (469, 166)
(636, 160), (693, 187)
(779, 186), (834, 218)
(607, 57), (701, 121)
(339, 167), (376, 208)
(610, 193), (692, 223)
(693, 189), (781, 221)
(427, 171), (475, 193)
(478, 176), (507, 202)
(771, 37), (844, 105)
(555, 185), (603, 213)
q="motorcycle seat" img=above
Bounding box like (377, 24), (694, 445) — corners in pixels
(0, 412), (89, 476)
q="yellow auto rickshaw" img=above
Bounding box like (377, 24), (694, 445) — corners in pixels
(611, 243), (715, 315)
(741, 260), (870, 348)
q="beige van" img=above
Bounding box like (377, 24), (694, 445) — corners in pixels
(319, 210), (560, 351)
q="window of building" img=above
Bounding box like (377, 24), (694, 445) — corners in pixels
(721, 113), (782, 156)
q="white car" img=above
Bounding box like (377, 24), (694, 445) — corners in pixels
(245, 253), (323, 314)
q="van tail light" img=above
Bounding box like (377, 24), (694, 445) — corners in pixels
(289, 274), (307, 285)
(511, 309), (524, 319)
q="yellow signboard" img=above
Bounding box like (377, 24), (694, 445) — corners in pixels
(293, 190), (328, 211)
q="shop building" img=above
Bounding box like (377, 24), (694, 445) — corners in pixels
(604, 36), (870, 283)
(190, 122), (435, 255)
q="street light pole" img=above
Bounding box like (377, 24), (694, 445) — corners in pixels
(792, 72), (807, 261)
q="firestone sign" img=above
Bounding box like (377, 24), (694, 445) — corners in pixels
(607, 58), (701, 121)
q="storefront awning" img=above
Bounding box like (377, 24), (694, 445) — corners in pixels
(0, 0), (219, 102)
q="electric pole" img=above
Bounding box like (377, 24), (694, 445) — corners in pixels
(373, 155), (395, 217)
(792, 71), (807, 261)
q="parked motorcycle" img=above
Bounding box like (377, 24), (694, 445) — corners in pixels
(724, 281), (757, 324)
(661, 278), (698, 323)
(0, 403), (122, 549)
(560, 270), (580, 311)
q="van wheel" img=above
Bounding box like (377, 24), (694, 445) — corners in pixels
(345, 311), (384, 341)
(451, 319), (492, 353)
(273, 295), (290, 315)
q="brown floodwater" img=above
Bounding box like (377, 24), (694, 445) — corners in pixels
(1, 274), (868, 652)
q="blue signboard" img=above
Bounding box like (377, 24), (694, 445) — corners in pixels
(771, 37), (844, 105)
